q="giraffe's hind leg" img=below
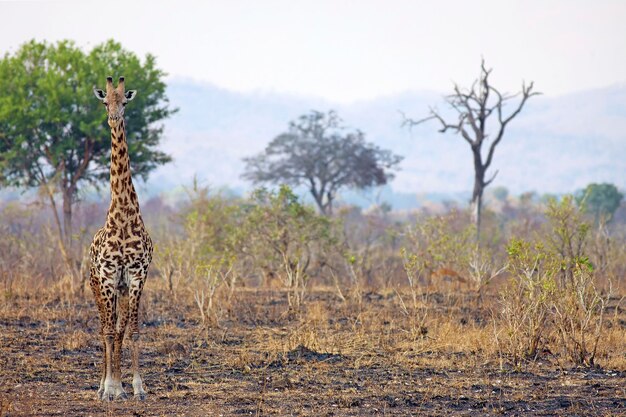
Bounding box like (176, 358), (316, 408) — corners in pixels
(128, 274), (147, 400)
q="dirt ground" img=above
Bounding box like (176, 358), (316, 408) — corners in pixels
(1, 288), (625, 417)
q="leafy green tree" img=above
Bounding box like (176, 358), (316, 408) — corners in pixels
(576, 183), (624, 224)
(492, 186), (509, 202)
(0, 39), (175, 279)
(242, 110), (402, 215)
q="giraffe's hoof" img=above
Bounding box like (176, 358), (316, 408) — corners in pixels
(134, 392), (146, 401)
(100, 387), (126, 401)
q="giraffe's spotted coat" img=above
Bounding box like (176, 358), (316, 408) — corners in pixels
(90, 77), (151, 401)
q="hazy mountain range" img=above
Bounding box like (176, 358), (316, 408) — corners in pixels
(145, 78), (625, 209)
(3, 79), (623, 210)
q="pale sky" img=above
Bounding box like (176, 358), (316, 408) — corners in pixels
(2, 0), (625, 102)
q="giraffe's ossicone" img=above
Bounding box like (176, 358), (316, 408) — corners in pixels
(90, 76), (153, 401)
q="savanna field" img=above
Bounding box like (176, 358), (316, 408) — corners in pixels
(2, 1), (626, 415)
(1, 187), (625, 416)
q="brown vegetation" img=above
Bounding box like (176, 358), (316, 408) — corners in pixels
(1, 188), (625, 416)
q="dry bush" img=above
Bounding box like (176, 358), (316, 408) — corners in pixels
(467, 245), (507, 299)
(337, 205), (404, 294)
(0, 197), (105, 301)
(545, 196), (592, 286)
(193, 260), (235, 330)
(497, 196), (614, 369)
(545, 197), (612, 366)
(238, 186), (336, 311)
(0, 203), (63, 297)
(403, 210), (506, 299)
(552, 260), (610, 367)
(151, 182), (242, 330)
(153, 184), (337, 320)
(589, 223), (626, 290)
(405, 210), (474, 285)
(398, 248), (429, 337)
(496, 238), (556, 368)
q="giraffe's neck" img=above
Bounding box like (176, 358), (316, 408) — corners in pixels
(108, 120), (139, 221)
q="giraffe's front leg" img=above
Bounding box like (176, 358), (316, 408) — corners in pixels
(102, 335), (127, 401)
(128, 275), (147, 400)
(99, 280), (126, 401)
(130, 332), (146, 400)
(90, 273), (108, 400)
(98, 334), (106, 399)
(101, 332), (116, 401)
(113, 288), (130, 400)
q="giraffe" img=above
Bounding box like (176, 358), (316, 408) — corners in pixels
(90, 76), (153, 401)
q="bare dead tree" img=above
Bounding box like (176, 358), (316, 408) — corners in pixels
(403, 59), (539, 241)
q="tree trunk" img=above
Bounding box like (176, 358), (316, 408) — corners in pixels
(39, 179), (77, 290)
(325, 191), (334, 216)
(313, 193), (327, 216)
(471, 190), (483, 243)
(310, 187), (332, 216)
(62, 188), (81, 294)
(471, 148), (486, 243)
(62, 189), (73, 251)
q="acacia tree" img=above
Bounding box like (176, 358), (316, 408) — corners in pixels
(0, 40), (175, 282)
(404, 60), (539, 241)
(577, 183), (624, 225)
(242, 110), (402, 215)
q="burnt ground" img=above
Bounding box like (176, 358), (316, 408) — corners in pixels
(0, 288), (625, 417)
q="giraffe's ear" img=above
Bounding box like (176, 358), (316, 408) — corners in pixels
(125, 90), (137, 102)
(93, 88), (106, 102)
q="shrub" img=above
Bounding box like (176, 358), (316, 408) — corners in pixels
(497, 238), (557, 367)
(238, 185), (336, 310)
(497, 196), (611, 368)
(337, 205), (403, 298)
(405, 210), (474, 287)
(551, 259), (609, 366)
(404, 210), (505, 297)
(152, 181), (241, 327)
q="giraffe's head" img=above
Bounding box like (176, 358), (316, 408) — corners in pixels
(93, 76), (137, 128)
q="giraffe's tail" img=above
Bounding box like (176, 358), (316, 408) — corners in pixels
(115, 267), (130, 335)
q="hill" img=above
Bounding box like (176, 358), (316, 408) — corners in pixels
(145, 79), (626, 209)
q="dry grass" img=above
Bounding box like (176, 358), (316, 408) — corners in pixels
(1, 280), (625, 416)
